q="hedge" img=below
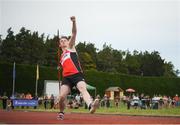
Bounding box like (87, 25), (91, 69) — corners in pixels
(85, 70), (180, 97)
(0, 62), (180, 97)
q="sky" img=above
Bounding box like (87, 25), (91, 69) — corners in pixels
(0, 0), (180, 71)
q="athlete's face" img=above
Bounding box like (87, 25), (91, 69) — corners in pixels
(59, 38), (69, 49)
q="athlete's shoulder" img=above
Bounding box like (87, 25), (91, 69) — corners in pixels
(67, 46), (77, 53)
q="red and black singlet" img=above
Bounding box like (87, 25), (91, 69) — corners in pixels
(60, 49), (82, 77)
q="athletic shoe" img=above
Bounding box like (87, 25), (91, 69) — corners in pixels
(89, 99), (99, 114)
(57, 112), (64, 120)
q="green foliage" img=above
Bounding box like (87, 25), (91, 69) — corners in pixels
(125, 50), (141, 75)
(76, 42), (97, 70)
(45, 35), (59, 67)
(0, 27), (47, 65)
(0, 62), (180, 98)
(84, 70), (180, 97)
(140, 51), (165, 76)
(0, 27), (178, 77)
(78, 52), (96, 70)
(0, 62), (57, 97)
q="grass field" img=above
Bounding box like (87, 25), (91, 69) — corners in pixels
(1, 100), (180, 117)
(68, 102), (180, 117)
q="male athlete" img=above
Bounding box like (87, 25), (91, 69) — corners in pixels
(57, 16), (99, 120)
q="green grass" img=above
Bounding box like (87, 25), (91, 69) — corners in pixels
(68, 104), (180, 117)
(2, 100), (179, 117)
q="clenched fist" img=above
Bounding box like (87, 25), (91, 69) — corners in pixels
(70, 16), (76, 22)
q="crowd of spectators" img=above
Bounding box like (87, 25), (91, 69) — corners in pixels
(1, 91), (180, 111)
(92, 93), (180, 110)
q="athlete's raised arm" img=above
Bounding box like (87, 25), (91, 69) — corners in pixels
(69, 16), (77, 49)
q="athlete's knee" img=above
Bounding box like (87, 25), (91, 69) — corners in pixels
(59, 96), (65, 103)
(78, 85), (87, 93)
(77, 82), (87, 92)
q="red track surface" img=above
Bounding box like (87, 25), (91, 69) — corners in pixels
(0, 109), (180, 124)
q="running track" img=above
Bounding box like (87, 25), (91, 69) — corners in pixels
(0, 109), (180, 124)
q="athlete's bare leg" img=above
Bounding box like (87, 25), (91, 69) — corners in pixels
(59, 84), (70, 112)
(77, 81), (99, 113)
(77, 81), (92, 107)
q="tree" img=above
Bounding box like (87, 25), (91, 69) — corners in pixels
(97, 43), (113, 72)
(0, 35), (2, 44)
(124, 50), (141, 75)
(0, 35), (2, 55)
(0, 28), (16, 62)
(14, 27), (46, 65)
(175, 69), (180, 77)
(45, 35), (59, 67)
(78, 52), (96, 70)
(0, 27), (47, 65)
(76, 42), (97, 70)
(140, 51), (165, 76)
(111, 49), (128, 74)
(0, 27), (178, 77)
(163, 61), (176, 77)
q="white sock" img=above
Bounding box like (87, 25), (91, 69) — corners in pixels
(87, 102), (92, 108)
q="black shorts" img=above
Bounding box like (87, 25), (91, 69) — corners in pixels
(61, 73), (85, 89)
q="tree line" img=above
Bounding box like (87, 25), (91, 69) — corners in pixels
(0, 27), (179, 77)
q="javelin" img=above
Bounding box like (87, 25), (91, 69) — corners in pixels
(57, 29), (61, 92)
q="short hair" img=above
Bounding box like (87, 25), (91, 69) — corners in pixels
(60, 36), (71, 41)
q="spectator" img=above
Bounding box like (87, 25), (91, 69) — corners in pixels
(73, 99), (79, 109)
(106, 97), (110, 108)
(152, 95), (159, 109)
(10, 95), (15, 109)
(114, 96), (120, 108)
(96, 94), (101, 100)
(67, 99), (73, 109)
(6, 99), (12, 111)
(103, 94), (108, 108)
(25, 93), (32, 99)
(159, 96), (163, 109)
(122, 95), (126, 105)
(172, 98), (176, 108)
(132, 95), (139, 109)
(163, 96), (168, 108)
(50, 94), (55, 109)
(75, 94), (81, 106)
(33, 95), (38, 109)
(20, 93), (25, 109)
(146, 96), (151, 109)
(173, 94), (179, 107)
(167, 96), (172, 108)
(96, 94), (101, 108)
(126, 96), (131, 110)
(2, 92), (8, 110)
(25, 93), (32, 109)
(44, 95), (48, 109)
(20, 93), (25, 99)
